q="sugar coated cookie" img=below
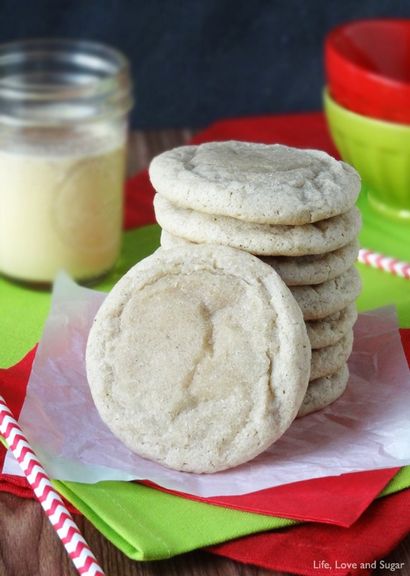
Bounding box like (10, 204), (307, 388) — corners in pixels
(306, 304), (358, 349)
(297, 364), (350, 418)
(310, 330), (354, 380)
(155, 194), (361, 257)
(160, 230), (359, 286)
(86, 244), (311, 473)
(290, 267), (361, 320)
(149, 141), (360, 224)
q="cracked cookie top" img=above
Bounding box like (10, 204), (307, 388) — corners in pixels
(86, 244), (310, 473)
(154, 194), (361, 256)
(149, 141), (361, 225)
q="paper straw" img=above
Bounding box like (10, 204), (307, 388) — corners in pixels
(0, 395), (105, 576)
(358, 248), (410, 280)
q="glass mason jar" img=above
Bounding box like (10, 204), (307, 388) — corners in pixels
(0, 39), (133, 286)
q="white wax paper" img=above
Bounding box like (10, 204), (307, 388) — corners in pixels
(4, 273), (410, 497)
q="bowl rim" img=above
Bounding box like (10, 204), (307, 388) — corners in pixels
(325, 18), (410, 92)
(324, 88), (410, 133)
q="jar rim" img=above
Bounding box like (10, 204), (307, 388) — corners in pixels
(0, 38), (133, 125)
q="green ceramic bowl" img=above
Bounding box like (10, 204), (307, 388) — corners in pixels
(324, 89), (410, 221)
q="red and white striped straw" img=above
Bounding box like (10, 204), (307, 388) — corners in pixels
(359, 248), (410, 280)
(0, 395), (105, 576)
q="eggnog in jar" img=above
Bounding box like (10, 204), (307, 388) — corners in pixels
(0, 39), (133, 285)
(0, 138), (125, 283)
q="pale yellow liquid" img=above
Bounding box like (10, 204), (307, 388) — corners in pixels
(0, 143), (126, 283)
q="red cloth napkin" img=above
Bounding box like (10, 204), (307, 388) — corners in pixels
(210, 487), (410, 576)
(145, 468), (398, 527)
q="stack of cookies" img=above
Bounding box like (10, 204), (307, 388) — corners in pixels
(150, 141), (362, 417)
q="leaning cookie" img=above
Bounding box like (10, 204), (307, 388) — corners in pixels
(155, 194), (361, 257)
(149, 141), (360, 224)
(161, 229), (196, 249)
(160, 230), (359, 287)
(306, 304), (358, 349)
(297, 364), (350, 418)
(310, 330), (354, 380)
(290, 267), (361, 320)
(86, 244), (311, 474)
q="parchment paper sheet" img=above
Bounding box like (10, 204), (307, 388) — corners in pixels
(4, 273), (410, 497)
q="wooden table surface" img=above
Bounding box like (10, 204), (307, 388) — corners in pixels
(1, 129), (409, 576)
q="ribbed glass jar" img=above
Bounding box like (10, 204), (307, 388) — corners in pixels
(0, 39), (133, 285)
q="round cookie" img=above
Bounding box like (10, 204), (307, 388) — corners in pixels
(306, 304), (358, 349)
(161, 229), (195, 249)
(262, 240), (359, 286)
(86, 244), (311, 474)
(154, 194), (362, 257)
(149, 141), (361, 225)
(290, 267), (362, 320)
(160, 230), (359, 286)
(310, 330), (354, 380)
(297, 364), (350, 418)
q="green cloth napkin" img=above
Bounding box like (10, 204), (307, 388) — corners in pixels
(54, 480), (296, 561)
(379, 467), (410, 498)
(51, 466), (410, 561)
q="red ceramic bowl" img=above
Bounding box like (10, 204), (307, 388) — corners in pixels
(325, 19), (410, 124)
